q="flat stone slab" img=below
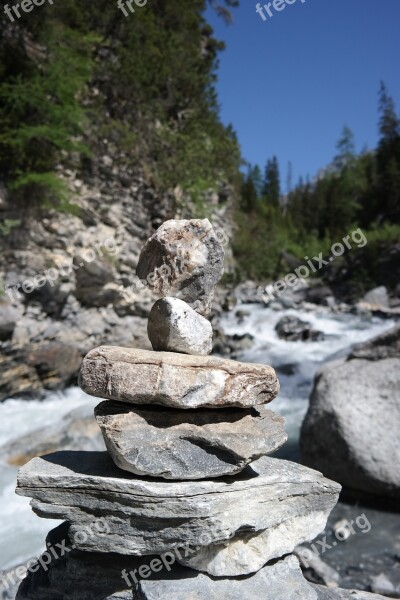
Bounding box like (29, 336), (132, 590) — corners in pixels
(17, 451), (340, 576)
(79, 346), (280, 409)
(136, 219), (224, 316)
(94, 401), (287, 479)
(147, 297), (213, 355)
(16, 530), (392, 600)
(138, 555), (317, 600)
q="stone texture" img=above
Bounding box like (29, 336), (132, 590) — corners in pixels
(294, 545), (340, 588)
(371, 571), (400, 597)
(349, 325), (400, 361)
(0, 299), (21, 341)
(314, 586), (391, 600)
(362, 286), (390, 308)
(136, 219), (224, 316)
(147, 297), (212, 355)
(16, 451), (340, 576)
(301, 357), (400, 498)
(138, 555), (318, 600)
(275, 315), (324, 342)
(94, 401), (287, 479)
(73, 252), (118, 308)
(17, 537), (391, 600)
(79, 345), (280, 409)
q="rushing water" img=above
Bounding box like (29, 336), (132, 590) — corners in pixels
(0, 388), (99, 570)
(0, 305), (396, 578)
(219, 304), (395, 460)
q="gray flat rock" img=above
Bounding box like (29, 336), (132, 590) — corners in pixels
(16, 451), (340, 576)
(79, 345), (280, 409)
(147, 297), (213, 355)
(138, 555), (318, 600)
(136, 219), (224, 316)
(94, 401), (287, 479)
(15, 533), (392, 600)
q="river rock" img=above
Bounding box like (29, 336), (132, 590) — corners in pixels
(300, 356), (400, 498)
(94, 401), (287, 479)
(0, 300), (21, 341)
(16, 451), (340, 576)
(136, 219), (224, 316)
(349, 324), (400, 361)
(275, 315), (324, 342)
(362, 286), (390, 308)
(79, 345), (280, 409)
(147, 297), (212, 355)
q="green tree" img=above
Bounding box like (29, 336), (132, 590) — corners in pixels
(263, 156), (280, 208)
(376, 82), (400, 222)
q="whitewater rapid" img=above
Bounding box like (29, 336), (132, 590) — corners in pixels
(0, 305), (395, 571)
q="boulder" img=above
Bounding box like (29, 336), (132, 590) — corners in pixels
(147, 297), (212, 355)
(362, 286), (390, 308)
(0, 300), (21, 341)
(275, 315), (324, 342)
(305, 285), (334, 306)
(94, 401), (287, 479)
(79, 345), (280, 409)
(16, 451), (340, 576)
(136, 219), (224, 316)
(26, 342), (82, 390)
(73, 253), (117, 308)
(300, 357), (400, 498)
(349, 325), (400, 361)
(0, 349), (43, 402)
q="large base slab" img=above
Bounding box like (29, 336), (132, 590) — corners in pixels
(16, 529), (391, 600)
(17, 451), (340, 576)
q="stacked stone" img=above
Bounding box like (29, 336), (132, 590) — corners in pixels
(16, 219), (342, 599)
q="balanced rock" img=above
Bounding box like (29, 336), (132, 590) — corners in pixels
(79, 346), (280, 409)
(148, 297), (212, 355)
(301, 356), (400, 498)
(94, 401), (287, 479)
(136, 219), (224, 316)
(17, 451), (340, 576)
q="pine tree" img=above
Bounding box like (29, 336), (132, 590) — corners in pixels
(376, 82), (400, 222)
(263, 156), (281, 208)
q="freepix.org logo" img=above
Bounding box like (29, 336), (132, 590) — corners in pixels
(256, 0), (306, 23)
(3, 0), (55, 22)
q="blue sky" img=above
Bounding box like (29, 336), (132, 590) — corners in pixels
(205, 0), (400, 190)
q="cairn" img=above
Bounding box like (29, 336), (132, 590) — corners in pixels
(16, 219), (341, 599)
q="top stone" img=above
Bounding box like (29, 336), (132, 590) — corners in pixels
(136, 219), (224, 316)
